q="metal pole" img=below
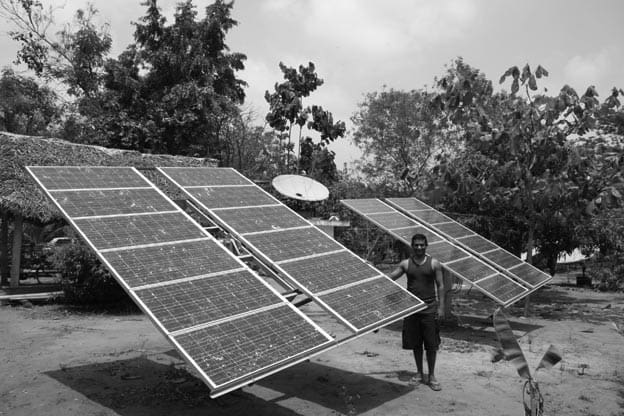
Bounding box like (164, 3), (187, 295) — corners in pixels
(0, 210), (9, 286)
(10, 214), (23, 288)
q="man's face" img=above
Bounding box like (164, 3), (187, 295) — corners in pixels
(412, 239), (427, 256)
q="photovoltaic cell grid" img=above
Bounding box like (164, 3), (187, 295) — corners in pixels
(214, 205), (308, 234)
(279, 251), (379, 293)
(186, 186), (277, 209)
(341, 198), (528, 306)
(385, 197), (552, 290)
(27, 166), (334, 398)
(245, 227), (344, 262)
(134, 271), (284, 332)
(31, 166), (150, 190)
(50, 188), (175, 217)
(103, 239), (242, 287)
(175, 305), (331, 387)
(158, 167), (426, 332)
(73, 212), (206, 250)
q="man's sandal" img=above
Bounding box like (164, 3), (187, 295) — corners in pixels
(409, 373), (427, 385)
(428, 379), (442, 391)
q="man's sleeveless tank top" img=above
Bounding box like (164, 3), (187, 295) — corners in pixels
(406, 255), (436, 303)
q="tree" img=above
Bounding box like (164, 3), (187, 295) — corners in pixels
(218, 107), (274, 176)
(299, 137), (339, 184)
(1, 0), (112, 98)
(2, 0), (248, 158)
(264, 62), (345, 179)
(351, 88), (458, 194)
(92, 0), (247, 157)
(431, 58), (623, 272)
(0, 67), (59, 135)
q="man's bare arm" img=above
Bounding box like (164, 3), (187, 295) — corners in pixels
(387, 259), (408, 281)
(432, 259), (445, 315)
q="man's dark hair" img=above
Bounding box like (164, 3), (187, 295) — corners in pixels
(411, 233), (428, 245)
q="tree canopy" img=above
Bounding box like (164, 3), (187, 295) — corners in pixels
(2, 1), (112, 98)
(2, 0), (248, 159)
(349, 58), (623, 272)
(351, 88), (457, 194)
(264, 61), (345, 183)
(429, 59), (624, 271)
(0, 68), (59, 135)
(96, 0), (247, 157)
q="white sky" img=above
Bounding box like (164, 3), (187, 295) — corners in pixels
(1, 0), (623, 168)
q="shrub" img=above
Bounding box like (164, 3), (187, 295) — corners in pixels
(586, 260), (624, 292)
(48, 242), (132, 306)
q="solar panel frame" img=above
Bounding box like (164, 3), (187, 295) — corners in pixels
(385, 197), (552, 292)
(341, 198), (529, 307)
(27, 166), (336, 398)
(158, 167), (427, 333)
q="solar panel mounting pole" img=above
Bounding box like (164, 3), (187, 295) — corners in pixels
(0, 210), (9, 286)
(185, 200), (297, 293)
(9, 214), (22, 288)
(524, 295), (531, 317)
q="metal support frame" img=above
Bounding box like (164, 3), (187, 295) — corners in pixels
(184, 200), (297, 294)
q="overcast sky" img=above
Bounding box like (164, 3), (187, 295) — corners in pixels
(2, 0), (623, 167)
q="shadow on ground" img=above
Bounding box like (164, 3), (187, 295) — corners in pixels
(45, 353), (413, 415)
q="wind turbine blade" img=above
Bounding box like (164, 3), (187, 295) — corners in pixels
(493, 308), (531, 379)
(536, 344), (562, 371)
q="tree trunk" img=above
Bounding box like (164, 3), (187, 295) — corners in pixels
(10, 215), (23, 288)
(0, 211), (9, 286)
(524, 225), (535, 317)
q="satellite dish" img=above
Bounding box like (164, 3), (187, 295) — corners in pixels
(272, 174), (329, 202)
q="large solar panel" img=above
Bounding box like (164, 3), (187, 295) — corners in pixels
(341, 199), (529, 307)
(386, 197), (552, 291)
(158, 167), (426, 333)
(27, 166), (335, 398)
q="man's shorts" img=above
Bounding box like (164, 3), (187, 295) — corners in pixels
(402, 311), (440, 351)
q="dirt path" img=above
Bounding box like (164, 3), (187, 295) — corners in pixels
(1, 283), (623, 416)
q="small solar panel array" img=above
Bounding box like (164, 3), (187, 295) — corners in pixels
(341, 199), (530, 307)
(385, 198), (552, 291)
(158, 167), (426, 333)
(27, 166), (335, 398)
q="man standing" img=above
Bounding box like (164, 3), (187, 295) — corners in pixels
(388, 233), (444, 391)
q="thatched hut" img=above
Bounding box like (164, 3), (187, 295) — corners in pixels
(0, 131), (218, 287)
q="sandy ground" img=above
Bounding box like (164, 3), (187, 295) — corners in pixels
(1, 278), (624, 416)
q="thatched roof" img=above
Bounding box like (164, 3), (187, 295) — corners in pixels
(0, 132), (218, 222)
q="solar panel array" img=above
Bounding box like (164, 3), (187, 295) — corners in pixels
(386, 198), (552, 291)
(341, 199), (529, 307)
(158, 167), (426, 333)
(27, 166), (335, 398)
